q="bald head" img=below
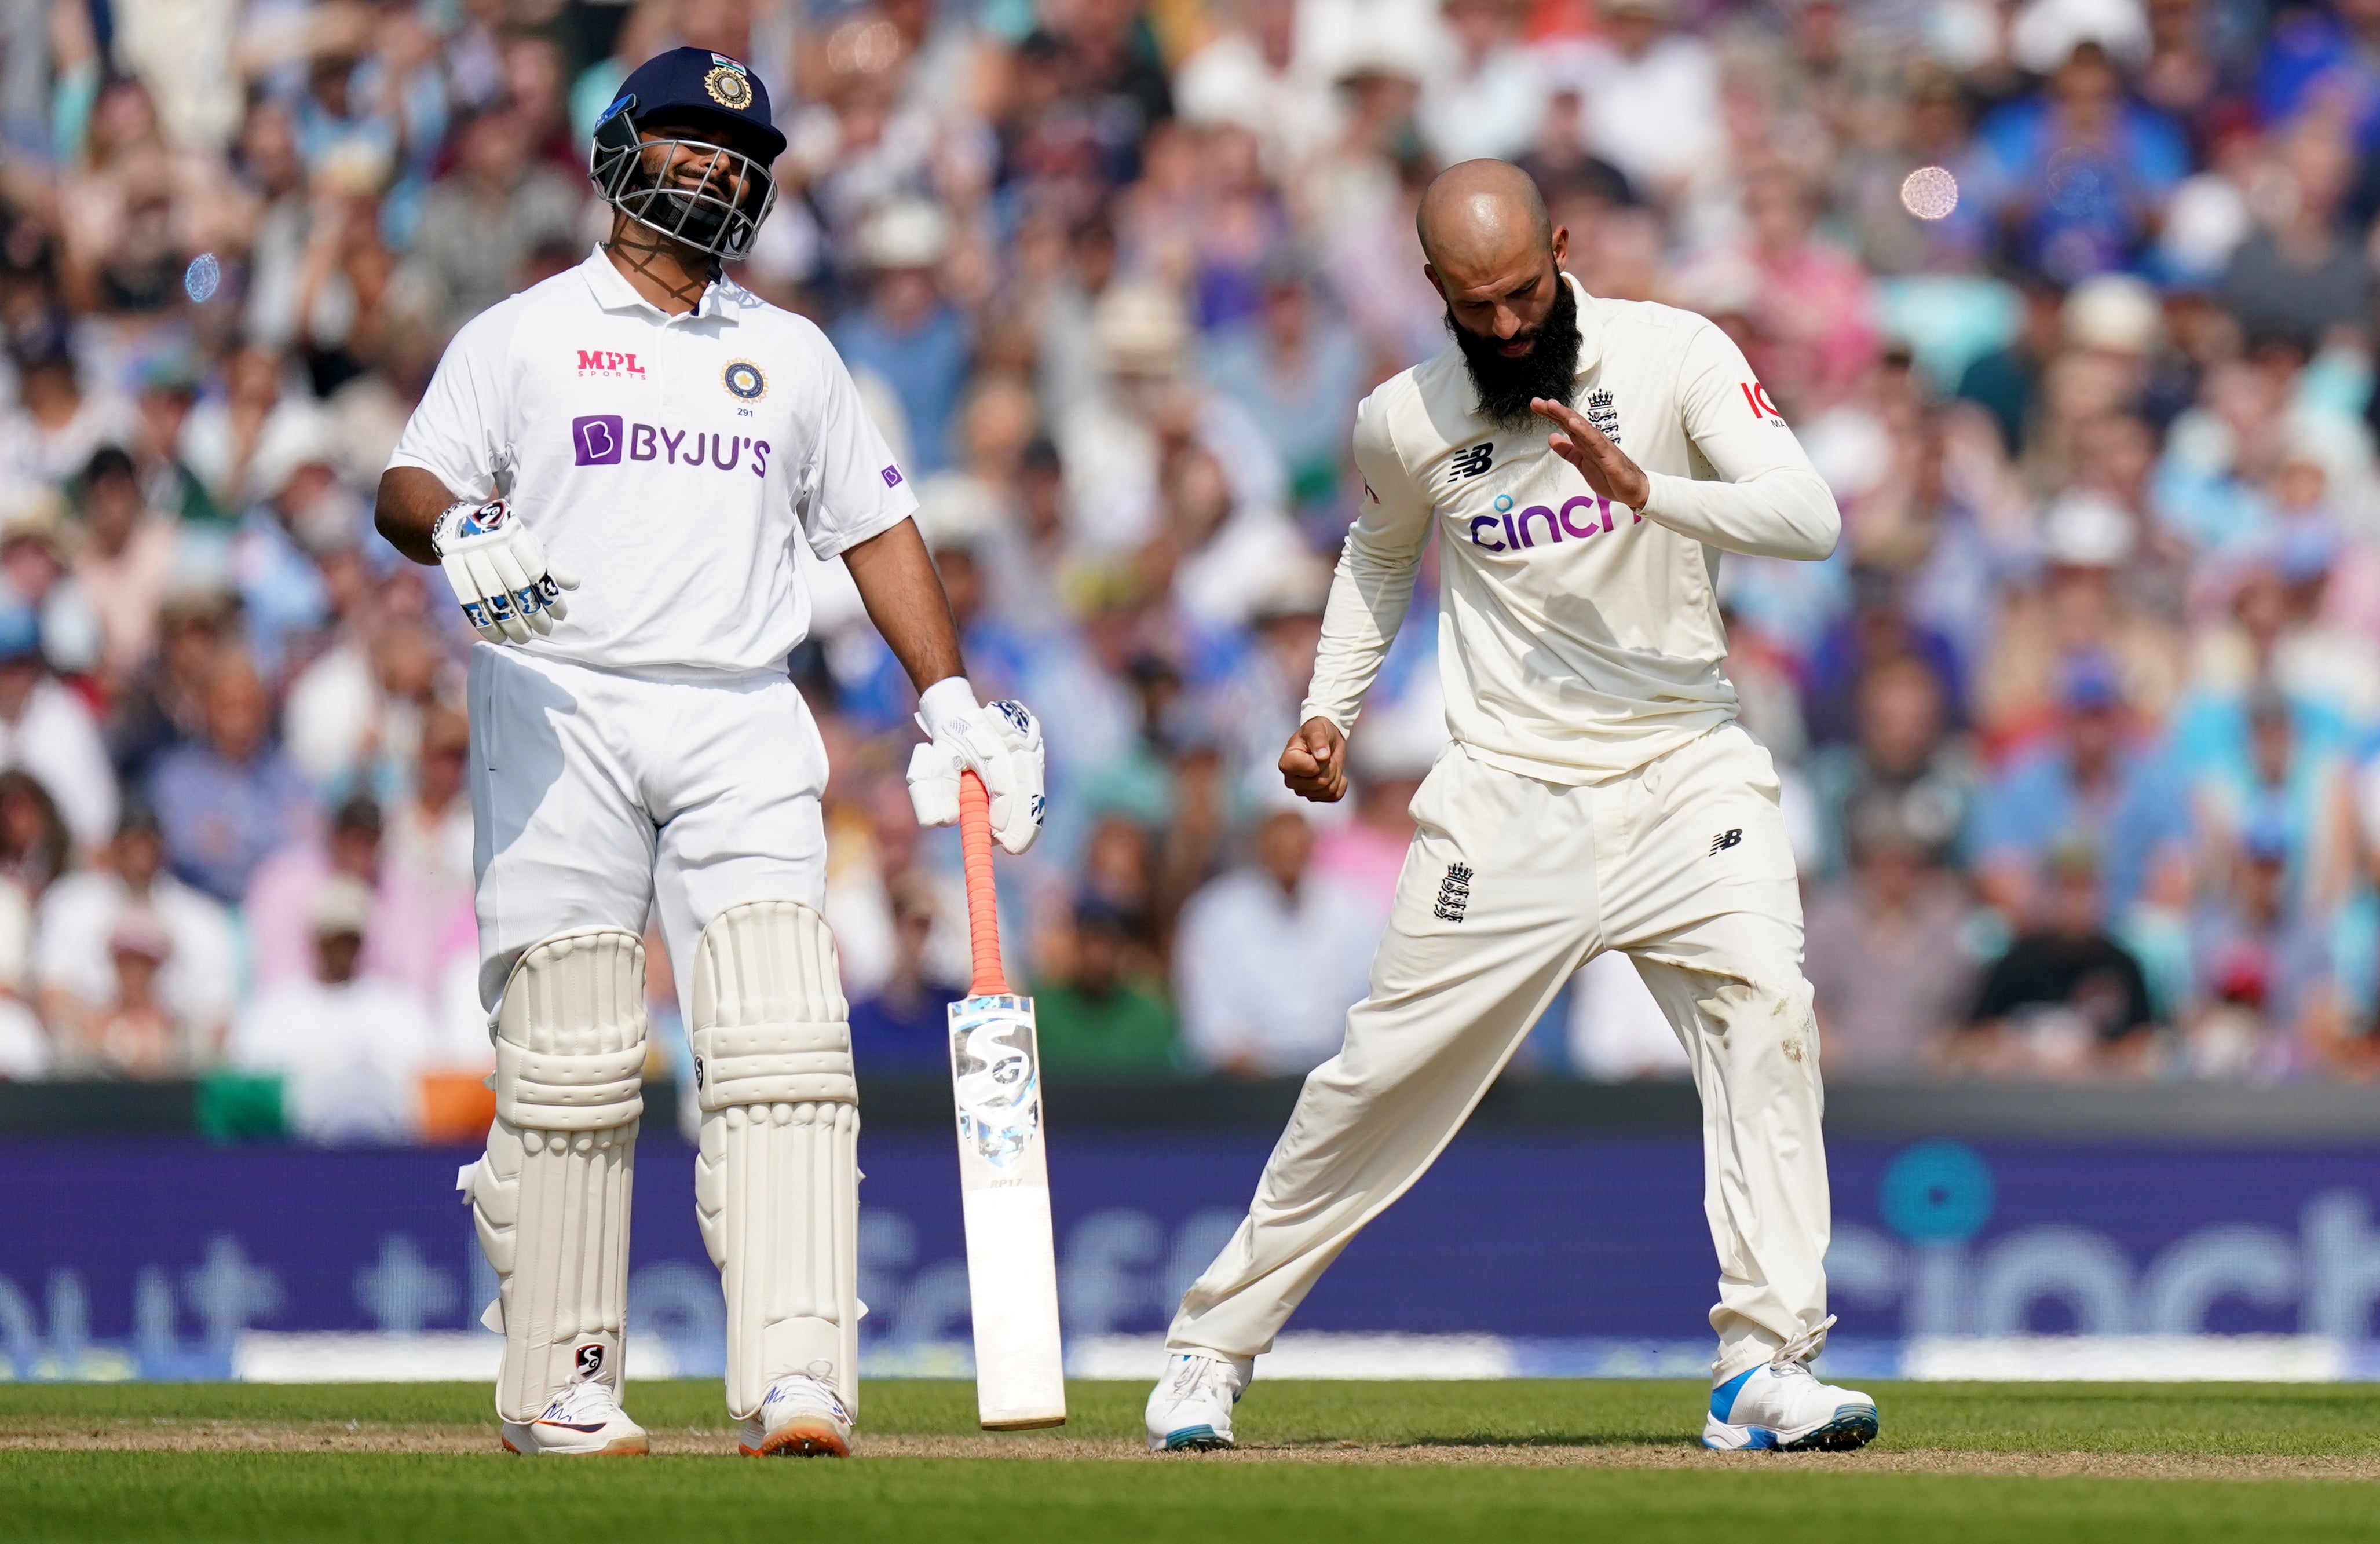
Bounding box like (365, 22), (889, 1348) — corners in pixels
(1416, 159), (1553, 273)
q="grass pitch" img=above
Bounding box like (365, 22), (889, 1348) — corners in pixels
(6, 1379), (2380, 1542)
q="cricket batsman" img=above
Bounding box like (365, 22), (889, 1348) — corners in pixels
(374, 48), (1044, 1457)
(1145, 160), (1877, 1455)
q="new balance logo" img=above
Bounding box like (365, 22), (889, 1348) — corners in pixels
(1448, 442), (1493, 481)
(1709, 828), (1743, 855)
(1432, 862), (1473, 923)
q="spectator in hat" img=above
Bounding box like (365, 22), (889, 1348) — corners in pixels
(1055, 279), (1285, 555)
(1032, 898), (1182, 1078)
(0, 599), (115, 851)
(59, 909), (187, 1078)
(245, 791), (437, 1003)
(1956, 841), (2158, 1078)
(1804, 791), (1982, 1078)
(1976, 487), (2184, 740)
(1974, 652), (2192, 923)
(0, 481), (99, 670)
(35, 799), (236, 1056)
(147, 650), (313, 905)
(2185, 813), (2346, 1079)
(226, 876), (437, 1144)
(1175, 797), (1376, 1076)
(833, 199), (971, 475)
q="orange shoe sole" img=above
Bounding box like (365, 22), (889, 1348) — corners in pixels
(739, 1417), (850, 1458)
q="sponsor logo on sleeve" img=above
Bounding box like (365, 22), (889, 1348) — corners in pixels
(881, 464), (903, 488)
(1741, 381), (1785, 425)
(572, 415), (624, 466)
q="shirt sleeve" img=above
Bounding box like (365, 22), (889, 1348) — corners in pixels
(1637, 318), (1841, 561)
(1300, 387), (1434, 735)
(795, 341), (920, 559)
(386, 306), (516, 500)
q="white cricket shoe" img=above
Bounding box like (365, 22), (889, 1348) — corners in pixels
(739, 1373), (853, 1458)
(1703, 1317), (1878, 1452)
(1145, 1351), (1252, 1452)
(500, 1380), (649, 1456)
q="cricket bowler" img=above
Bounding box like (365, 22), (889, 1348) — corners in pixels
(1145, 160), (1877, 1454)
(374, 47), (1044, 1457)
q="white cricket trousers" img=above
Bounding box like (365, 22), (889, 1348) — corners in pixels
(1167, 722), (1831, 1382)
(467, 645), (829, 1020)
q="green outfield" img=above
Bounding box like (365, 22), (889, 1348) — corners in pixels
(5, 1379), (2380, 1542)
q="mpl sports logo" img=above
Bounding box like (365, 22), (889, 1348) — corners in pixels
(577, 349), (646, 379)
(572, 415), (773, 477)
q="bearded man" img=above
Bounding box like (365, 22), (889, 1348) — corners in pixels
(1142, 160), (1873, 1455)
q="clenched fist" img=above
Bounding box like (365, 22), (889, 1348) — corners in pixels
(1278, 716), (1349, 803)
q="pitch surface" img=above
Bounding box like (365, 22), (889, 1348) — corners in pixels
(6, 1380), (2380, 1540)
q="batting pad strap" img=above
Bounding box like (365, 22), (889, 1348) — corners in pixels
(493, 927), (649, 1130)
(690, 900), (856, 1110)
(493, 1039), (648, 1128)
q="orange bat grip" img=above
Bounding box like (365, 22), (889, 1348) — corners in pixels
(960, 770), (1007, 996)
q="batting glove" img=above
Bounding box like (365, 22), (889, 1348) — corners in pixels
(908, 678), (1047, 855)
(432, 497), (579, 645)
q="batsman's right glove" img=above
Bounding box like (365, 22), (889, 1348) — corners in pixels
(431, 497), (579, 645)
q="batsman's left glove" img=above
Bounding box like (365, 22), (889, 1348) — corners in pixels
(908, 679), (1047, 855)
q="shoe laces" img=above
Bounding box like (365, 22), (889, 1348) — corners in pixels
(1767, 1314), (1838, 1377)
(543, 1379), (623, 1424)
(1168, 1354), (1235, 1404)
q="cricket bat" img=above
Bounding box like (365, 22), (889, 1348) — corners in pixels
(948, 770), (1067, 1429)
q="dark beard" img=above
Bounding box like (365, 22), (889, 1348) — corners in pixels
(1446, 274), (1582, 433)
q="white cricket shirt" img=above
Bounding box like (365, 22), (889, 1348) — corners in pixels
(389, 246), (918, 674)
(1304, 273), (1840, 784)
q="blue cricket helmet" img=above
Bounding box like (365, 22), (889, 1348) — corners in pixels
(590, 47), (785, 261)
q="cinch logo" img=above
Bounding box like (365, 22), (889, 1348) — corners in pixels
(1467, 495), (1640, 552)
(572, 416), (773, 477)
(577, 349), (646, 378)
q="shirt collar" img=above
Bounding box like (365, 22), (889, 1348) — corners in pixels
(579, 243), (733, 321)
(1563, 270), (1604, 379)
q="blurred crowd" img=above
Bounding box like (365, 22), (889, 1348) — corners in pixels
(0, 0), (2375, 1134)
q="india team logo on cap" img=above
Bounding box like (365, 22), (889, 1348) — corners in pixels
(704, 63), (754, 109)
(722, 359), (767, 400)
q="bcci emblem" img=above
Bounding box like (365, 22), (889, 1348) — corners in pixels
(703, 64), (754, 110)
(722, 360), (767, 401)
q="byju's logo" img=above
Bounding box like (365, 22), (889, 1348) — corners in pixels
(569, 418), (774, 477)
(572, 415), (623, 465)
